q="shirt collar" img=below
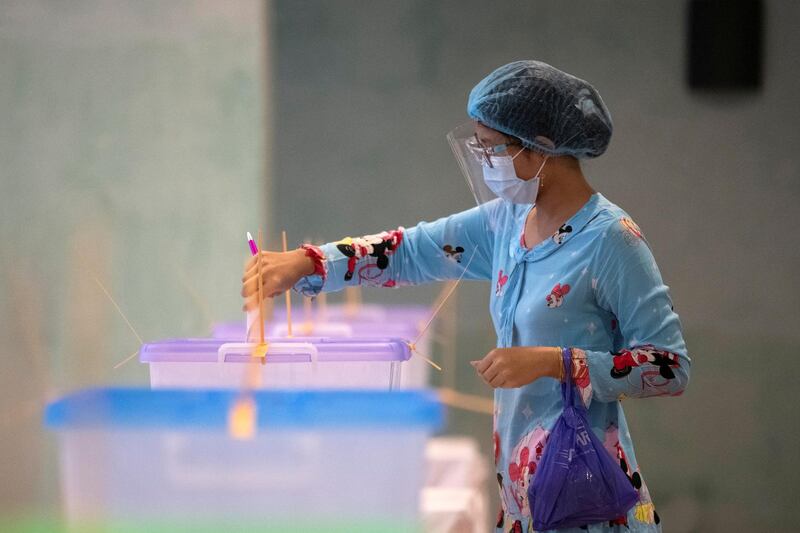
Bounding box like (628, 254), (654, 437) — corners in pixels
(509, 192), (605, 263)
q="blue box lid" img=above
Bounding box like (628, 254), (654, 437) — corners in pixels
(44, 388), (443, 431)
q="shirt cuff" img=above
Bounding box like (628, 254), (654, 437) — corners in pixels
(292, 244), (327, 297)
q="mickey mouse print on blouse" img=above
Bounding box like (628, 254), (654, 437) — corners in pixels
(553, 223), (573, 244)
(443, 244), (465, 262)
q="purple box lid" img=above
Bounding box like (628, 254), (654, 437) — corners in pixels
(140, 337), (412, 364)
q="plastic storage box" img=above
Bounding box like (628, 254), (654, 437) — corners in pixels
(212, 305), (435, 388)
(140, 337), (411, 390)
(420, 487), (488, 533)
(45, 388), (443, 533)
(424, 436), (488, 490)
(420, 437), (489, 532)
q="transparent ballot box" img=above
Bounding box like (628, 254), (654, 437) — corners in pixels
(211, 304), (435, 388)
(140, 337), (411, 390)
(45, 388), (443, 533)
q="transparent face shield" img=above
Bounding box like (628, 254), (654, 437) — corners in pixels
(446, 121), (523, 206)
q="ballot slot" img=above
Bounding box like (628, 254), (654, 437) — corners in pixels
(216, 341), (318, 364)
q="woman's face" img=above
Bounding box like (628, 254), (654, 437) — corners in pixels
(473, 122), (545, 181)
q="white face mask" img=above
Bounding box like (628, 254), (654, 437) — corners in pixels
(482, 150), (548, 205)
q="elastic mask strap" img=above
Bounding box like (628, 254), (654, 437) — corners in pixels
(534, 156), (549, 177)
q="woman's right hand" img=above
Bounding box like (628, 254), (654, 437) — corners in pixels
(241, 249), (315, 310)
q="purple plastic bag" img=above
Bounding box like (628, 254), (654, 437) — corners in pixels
(528, 349), (639, 530)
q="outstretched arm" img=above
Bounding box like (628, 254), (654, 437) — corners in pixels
(242, 202), (499, 307)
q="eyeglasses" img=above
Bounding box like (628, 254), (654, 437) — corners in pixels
(465, 133), (522, 168)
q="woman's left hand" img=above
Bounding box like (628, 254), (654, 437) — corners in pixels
(471, 346), (561, 388)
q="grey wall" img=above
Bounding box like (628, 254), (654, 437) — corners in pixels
(273, 1), (800, 531)
(1, 0), (797, 530)
(0, 0), (266, 525)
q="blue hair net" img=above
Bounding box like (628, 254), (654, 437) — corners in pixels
(467, 60), (613, 158)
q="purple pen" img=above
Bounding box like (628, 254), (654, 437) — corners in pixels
(247, 232), (259, 256)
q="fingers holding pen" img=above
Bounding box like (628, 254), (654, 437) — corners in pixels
(241, 249), (312, 306)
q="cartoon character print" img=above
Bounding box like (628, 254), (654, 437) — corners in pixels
(496, 269), (509, 296)
(620, 216), (643, 238)
(601, 426), (661, 527)
(609, 515), (630, 527)
(570, 348), (593, 408)
(493, 431), (501, 466)
(619, 216), (644, 246)
(334, 229), (404, 282)
(442, 244), (465, 263)
(545, 283), (570, 308)
(496, 507), (504, 529)
(496, 473), (506, 529)
(602, 427), (634, 528)
(610, 345), (681, 380)
(505, 426), (549, 518)
(633, 502), (660, 526)
(552, 223), (573, 244)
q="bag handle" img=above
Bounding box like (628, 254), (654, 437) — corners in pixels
(560, 347), (579, 409)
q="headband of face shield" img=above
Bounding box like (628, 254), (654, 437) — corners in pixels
(447, 122), (548, 206)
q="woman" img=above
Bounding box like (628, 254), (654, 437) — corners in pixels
(242, 60), (690, 532)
